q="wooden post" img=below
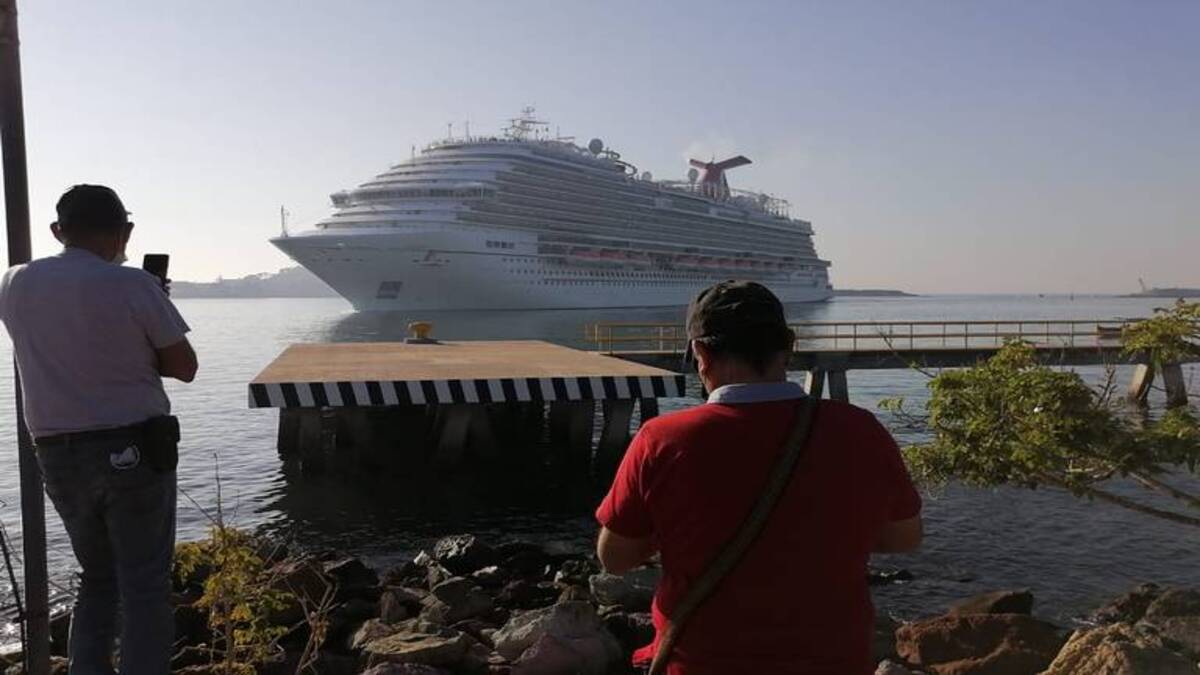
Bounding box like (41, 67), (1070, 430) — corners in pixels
(277, 408), (303, 457)
(1, 3), (50, 671)
(827, 370), (849, 402)
(805, 369), (826, 399)
(1127, 363), (1154, 404)
(595, 399), (635, 480)
(549, 401), (594, 477)
(1161, 363), (1189, 407)
(434, 405), (469, 466)
(297, 410), (331, 475)
(638, 398), (659, 426)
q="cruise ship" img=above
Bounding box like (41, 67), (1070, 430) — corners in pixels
(272, 109), (833, 311)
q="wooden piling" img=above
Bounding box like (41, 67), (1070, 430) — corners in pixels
(1128, 364), (1155, 404)
(549, 401), (595, 474)
(827, 370), (849, 402)
(805, 369), (826, 399)
(1161, 363), (1189, 407)
(639, 398), (659, 425)
(595, 399), (636, 478)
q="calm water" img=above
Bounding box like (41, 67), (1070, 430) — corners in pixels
(2, 294), (1198, 647)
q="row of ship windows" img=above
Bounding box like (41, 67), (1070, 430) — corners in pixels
(486, 240), (516, 249)
(495, 255), (819, 271)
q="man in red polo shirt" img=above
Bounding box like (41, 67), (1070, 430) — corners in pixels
(596, 281), (922, 674)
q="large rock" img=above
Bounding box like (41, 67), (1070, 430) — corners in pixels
(895, 613), (1066, 674)
(875, 661), (918, 675)
(324, 557), (380, 599)
(1042, 622), (1196, 674)
(360, 663), (453, 675)
(351, 618), (402, 651)
(511, 633), (611, 675)
(361, 619), (473, 668)
(421, 577), (495, 625)
(496, 543), (553, 579)
(553, 559), (599, 587)
(433, 535), (499, 576)
(947, 590), (1034, 617)
(495, 580), (560, 610)
(872, 613), (901, 662)
(1091, 583), (1163, 625)
(492, 600), (622, 670)
(602, 611), (655, 655)
(1138, 588), (1200, 658)
(588, 567), (661, 612)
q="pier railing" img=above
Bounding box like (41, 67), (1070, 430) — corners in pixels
(585, 319), (1138, 354)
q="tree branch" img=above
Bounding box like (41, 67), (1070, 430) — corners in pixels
(1128, 471), (1200, 511)
(1038, 473), (1200, 527)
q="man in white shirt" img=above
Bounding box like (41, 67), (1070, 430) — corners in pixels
(0, 184), (197, 675)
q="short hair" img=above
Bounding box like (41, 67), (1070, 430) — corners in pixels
(695, 326), (795, 374)
(55, 184), (129, 234)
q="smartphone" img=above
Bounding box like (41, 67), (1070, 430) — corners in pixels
(142, 254), (170, 285)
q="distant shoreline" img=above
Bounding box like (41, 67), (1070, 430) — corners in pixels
(833, 289), (917, 297)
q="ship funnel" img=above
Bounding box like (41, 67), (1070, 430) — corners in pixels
(688, 155), (751, 201)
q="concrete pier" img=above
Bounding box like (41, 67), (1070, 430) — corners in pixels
(249, 340), (685, 480)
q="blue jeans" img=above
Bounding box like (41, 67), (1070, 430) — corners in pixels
(36, 436), (176, 675)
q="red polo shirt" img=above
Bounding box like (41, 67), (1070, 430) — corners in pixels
(596, 395), (921, 675)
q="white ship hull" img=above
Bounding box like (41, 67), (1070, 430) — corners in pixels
(274, 114), (834, 311)
(274, 227), (833, 311)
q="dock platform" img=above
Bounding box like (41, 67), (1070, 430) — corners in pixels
(249, 340), (685, 478)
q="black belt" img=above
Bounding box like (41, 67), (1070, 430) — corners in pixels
(34, 423), (144, 448)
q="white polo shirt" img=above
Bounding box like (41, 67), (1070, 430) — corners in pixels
(0, 247), (190, 437)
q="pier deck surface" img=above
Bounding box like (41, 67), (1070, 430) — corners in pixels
(249, 340), (686, 408)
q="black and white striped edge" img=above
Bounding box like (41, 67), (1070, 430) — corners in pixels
(248, 375), (688, 409)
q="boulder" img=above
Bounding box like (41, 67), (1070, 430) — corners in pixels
(601, 610), (655, 655)
(433, 535), (499, 576)
(875, 660), (918, 675)
(895, 613), (1066, 674)
(588, 567), (660, 612)
(360, 663), (453, 675)
(511, 633), (590, 675)
(3, 656), (69, 675)
(270, 557), (330, 601)
(872, 613), (901, 662)
(421, 577), (494, 624)
(382, 561), (430, 588)
(362, 620), (473, 668)
(495, 580), (560, 610)
(471, 566), (509, 590)
(352, 618), (403, 651)
(381, 590), (414, 624)
(492, 600), (621, 671)
(1042, 622), (1196, 675)
(553, 559), (598, 587)
(1138, 588), (1200, 658)
(557, 585), (592, 604)
(497, 544), (553, 579)
(947, 590), (1034, 617)
(324, 557), (380, 599)
(1091, 583), (1163, 625)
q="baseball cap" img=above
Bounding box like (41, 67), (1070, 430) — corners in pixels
(55, 184), (129, 232)
(683, 280), (795, 367)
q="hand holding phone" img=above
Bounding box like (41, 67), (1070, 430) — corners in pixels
(142, 254), (170, 294)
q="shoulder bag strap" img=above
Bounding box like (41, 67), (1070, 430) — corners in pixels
(648, 395), (819, 675)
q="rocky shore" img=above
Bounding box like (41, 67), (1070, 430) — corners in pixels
(3, 534), (1199, 674)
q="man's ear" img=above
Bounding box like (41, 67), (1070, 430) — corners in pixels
(692, 340), (714, 374)
(121, 222), (134, 244)
(50, 221), (65, 244)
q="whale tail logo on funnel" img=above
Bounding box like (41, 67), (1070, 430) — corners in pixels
(689, 155), (752, 201)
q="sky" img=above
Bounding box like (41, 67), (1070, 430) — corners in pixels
(3, 0), (1198, 293)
